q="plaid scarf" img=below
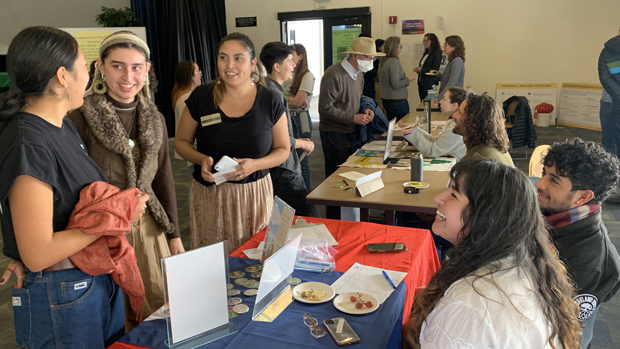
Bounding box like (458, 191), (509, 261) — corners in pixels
(545, 204), (601, 229)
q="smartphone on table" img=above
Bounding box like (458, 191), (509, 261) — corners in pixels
(366, 242), (407, 253)
(323, 317), (361, 346)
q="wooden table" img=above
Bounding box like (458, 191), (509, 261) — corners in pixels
(416, 100), (440, 111)
(306, 167), (449, 225)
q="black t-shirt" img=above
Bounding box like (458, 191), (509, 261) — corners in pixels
(0, 113), (107, 261)
(185, 83), (285, 187)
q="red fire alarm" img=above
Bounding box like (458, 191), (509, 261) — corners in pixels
(389, 16), (397, 24)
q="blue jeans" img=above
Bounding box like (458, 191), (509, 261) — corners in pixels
(382, 99), (410, 122)
(581, 306), (600, 349)
(600, 100), (620, 157)
(291, 109), (313, 191)
(12, 268), (124, 348)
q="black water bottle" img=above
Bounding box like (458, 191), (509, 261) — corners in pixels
(411, 153), (423, 181)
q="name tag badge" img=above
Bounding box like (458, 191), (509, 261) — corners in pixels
(74, 281), (88, 291)
(12, 297), (21, 306)
(200, 113), (222, 127)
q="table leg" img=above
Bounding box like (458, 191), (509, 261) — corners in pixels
(385, 210), (396, 225)
(360, 208), (370, 222)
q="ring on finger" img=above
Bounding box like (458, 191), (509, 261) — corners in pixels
(17, 275), (24, 279)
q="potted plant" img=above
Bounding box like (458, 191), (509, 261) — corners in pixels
(95, 7), (141, 27)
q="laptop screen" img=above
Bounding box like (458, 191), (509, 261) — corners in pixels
(383, 118), (396, 163)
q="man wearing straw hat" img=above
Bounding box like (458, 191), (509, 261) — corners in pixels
(319, 37), (385, 219)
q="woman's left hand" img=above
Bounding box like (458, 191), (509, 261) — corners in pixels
(226, 158), (257, 181)
(169, 238), (185, 255)
(413, 67), (421, 74)
(1, 260), (26, 289)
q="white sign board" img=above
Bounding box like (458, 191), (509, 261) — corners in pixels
(496, 83), (557, 124)
(558, 83), (603, 130)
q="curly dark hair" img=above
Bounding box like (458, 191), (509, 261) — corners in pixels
(405, 159), (581, 349)
(462, 94), (510, 152)
(543, 138), (620, 203)
(423, 33), (441, 56)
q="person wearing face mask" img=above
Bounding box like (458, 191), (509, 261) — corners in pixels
(319, 37), (384, 219)
(378, 36), (416, 121)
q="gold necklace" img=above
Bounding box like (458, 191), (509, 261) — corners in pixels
(24, 103), (56, 127)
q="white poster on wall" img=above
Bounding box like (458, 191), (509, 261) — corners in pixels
(558, 83), (603, 130)
(495, 83), (557, 124)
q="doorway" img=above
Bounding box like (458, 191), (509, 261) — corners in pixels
(278, 7), (371, 121)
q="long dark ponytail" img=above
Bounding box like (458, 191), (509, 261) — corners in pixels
(0, 26), (78, 129)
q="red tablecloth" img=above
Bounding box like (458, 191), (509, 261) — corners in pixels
(230, 217), (440, 324)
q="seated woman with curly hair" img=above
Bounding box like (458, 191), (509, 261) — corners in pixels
(404, 159), (581, 349)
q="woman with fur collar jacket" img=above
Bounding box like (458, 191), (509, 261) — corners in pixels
(67, 31), (184, 331)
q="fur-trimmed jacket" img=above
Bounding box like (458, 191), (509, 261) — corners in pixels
(68, 93), (179, 239)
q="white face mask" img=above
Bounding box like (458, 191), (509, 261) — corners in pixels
(357, 58), (374, 73)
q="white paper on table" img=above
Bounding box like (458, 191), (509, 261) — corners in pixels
(286, 223), (338, 246)
(243, 241), (265, 260)
(339, 171), (366, 182)
(213, 166), (236, 185)
(356, 171), (382, 187)
(330, 262), (408, 304)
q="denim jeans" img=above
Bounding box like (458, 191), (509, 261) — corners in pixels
(581, 306), (600, 349)
(382, 99), (410, 122)
(12, 267), (124, 348)
(291, 109), (313, 191)
(599, 100), (620, 157)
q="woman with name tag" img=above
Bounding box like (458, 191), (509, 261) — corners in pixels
(404, 159), (581, 349)
(0, 26), (149, 348)
(67, 31), (184, 330)
(175, 32), (290, 253)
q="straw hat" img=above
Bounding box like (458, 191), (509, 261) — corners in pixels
(343, 37), (386, 56)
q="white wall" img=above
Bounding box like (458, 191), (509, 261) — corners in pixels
(0, 0), (130, 53)
(225, 0), (620, 107)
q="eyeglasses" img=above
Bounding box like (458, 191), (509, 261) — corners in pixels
(443, 43), (450, 47)
(399, 45), (403, 49)
(422, 39), (430, 43)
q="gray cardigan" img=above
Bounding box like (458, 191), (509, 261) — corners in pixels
(437, 57), (465, 100)
(378, 57), (410, 100)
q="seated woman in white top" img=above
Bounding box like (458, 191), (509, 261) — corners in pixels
(404, 159), (581, 349)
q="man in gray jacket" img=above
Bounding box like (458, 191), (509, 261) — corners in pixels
(598, 25), (620, 205)
(319, 37), (384, 218)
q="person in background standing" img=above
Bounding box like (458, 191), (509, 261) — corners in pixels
(319, 36), (384, 219)
(378, 36), (415, 121)
(598, 25), (620, 205)
(284, 43), (316, 191)
(413, 33), (442, 101)
(431, 35), (466, 101)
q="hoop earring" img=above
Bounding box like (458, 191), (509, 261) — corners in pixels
(93, 75), (108, 95)
(250, 71), (259, 86)
(66, 87), (72, 102)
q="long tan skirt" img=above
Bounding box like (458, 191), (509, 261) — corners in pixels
(190, 175), (273, 254)
(123, 210), (171, 331)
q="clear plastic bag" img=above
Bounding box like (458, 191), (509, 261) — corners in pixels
(294, 239), (338, 273)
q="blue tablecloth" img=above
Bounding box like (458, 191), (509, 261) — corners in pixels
(118, 257), (406, 349)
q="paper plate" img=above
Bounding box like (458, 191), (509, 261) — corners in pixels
(333, 292), (379, 315)
(292, 282), (336, 304)
(403, 181), (430, 189)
